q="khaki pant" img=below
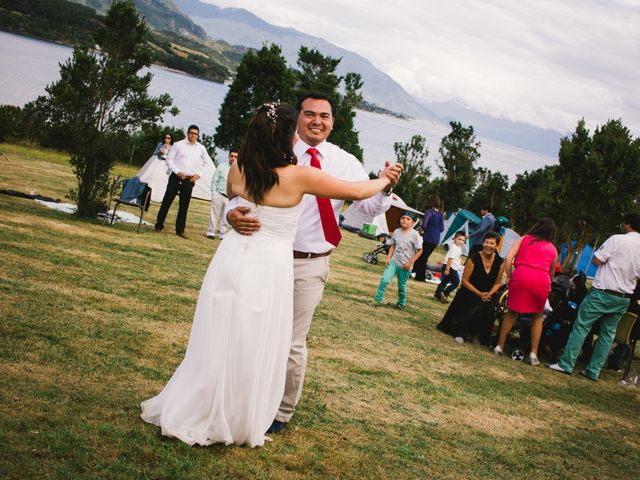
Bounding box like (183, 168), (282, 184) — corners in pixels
(206, 191), (229, 237)
(275, 256), (330, 422)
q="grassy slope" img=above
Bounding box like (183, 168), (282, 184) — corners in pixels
(0, 143), (638, 479)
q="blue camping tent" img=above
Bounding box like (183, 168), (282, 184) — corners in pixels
(560, 242), (599, 278)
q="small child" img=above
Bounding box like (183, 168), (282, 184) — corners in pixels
(372, 211), (423, 309)
(434, 230), (466, 303)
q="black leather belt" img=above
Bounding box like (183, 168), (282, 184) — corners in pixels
(595, 288), (631, 299)
(293, 250), (332, 259)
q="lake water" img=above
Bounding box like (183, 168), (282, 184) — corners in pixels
(0, 31), (554, 179)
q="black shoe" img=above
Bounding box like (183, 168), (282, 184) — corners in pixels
(154, 225), (163, 232)
(606, 363), (622, 373)
(433, 293), (448, 304)
(206, 234), (215, 240)
(176, 232), (188, 239)
(266, 419), (287, 434)
(579, 370), (598, 382)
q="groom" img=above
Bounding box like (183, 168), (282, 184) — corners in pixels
(227, 93), (402, 433)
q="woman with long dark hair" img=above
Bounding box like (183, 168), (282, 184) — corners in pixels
(141, 102), (391, 447)
(413, 194), (444, 281)
(494, 218), (558, 365)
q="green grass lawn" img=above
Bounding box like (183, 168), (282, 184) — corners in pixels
(0, 143), (638, 479)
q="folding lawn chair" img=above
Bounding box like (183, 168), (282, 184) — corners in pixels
(103, 177), (151, 233)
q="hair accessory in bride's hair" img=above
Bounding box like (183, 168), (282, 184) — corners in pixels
(261, 101), (280, 123)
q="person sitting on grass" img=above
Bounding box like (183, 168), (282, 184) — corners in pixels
(434, 230), (466, 303)
(436, 231), (505, 344)
(371, 211), (423, 309)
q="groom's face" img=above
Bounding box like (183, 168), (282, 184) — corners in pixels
(297, 98), (334, 147)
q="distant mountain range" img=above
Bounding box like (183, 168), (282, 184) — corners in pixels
(424, 101), (564, 157)
(71, 0), (208, 39)
(174, 0), (563, 157)
(68, 0), (563, 157)
(173, 0), (437, 121)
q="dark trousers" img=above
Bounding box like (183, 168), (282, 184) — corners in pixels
(435, 266), (460, 297)
(412, 241), (437, 281)
(155, 173), (195, 234)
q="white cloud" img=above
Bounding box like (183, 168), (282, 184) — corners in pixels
(205, 0), (640, 134)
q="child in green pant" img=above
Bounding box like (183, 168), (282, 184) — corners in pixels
(372, 211), (423, 308)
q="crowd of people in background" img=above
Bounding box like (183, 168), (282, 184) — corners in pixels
(419, 208), (640, 383)
(136, 97), (639, 449)
(145, 120), (640, 389)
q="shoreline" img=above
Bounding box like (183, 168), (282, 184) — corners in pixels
(0, 29), (229, 86)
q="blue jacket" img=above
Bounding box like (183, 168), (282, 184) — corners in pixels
(469, 213), (495, 246)
(120, 177), (146, 203)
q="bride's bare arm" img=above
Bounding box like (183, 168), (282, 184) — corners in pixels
(297, 166), (391, 201)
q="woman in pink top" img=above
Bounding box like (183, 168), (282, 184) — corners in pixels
(494, 218), (558, 365)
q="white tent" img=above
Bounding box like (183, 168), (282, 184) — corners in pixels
(498, 228), (521, 256)
(341, 193), (423, 235)
(137, 155), (216, 202)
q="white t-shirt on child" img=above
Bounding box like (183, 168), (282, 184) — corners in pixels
(444, 244), (464, 276)
(391, 228), (423, 266)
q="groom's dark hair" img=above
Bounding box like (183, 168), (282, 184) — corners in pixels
(296, 92), (335, 117)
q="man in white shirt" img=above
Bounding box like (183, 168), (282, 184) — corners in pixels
(549, 213), (640, 380)
(206, 148), (238, 240)
(155, 125), (213, 238)
(227, 93), (402, 432)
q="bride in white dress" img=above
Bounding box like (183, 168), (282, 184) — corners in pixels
(141, 102), (392, 447)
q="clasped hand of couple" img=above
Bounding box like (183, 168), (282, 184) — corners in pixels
(229, 161), (404, 235)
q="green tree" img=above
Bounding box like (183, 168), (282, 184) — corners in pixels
(295, 47), (364, 160)
(295, 46), (341, 94)
(509, 165), (558, 233)
(437, 121), (480, 211)
(509, 118), (640, 271)
(329, 72), (364, 160)
(554, 118), (640, 263)
(392, 135), (431, 209)
(0, 105), (24, 142)
(468, 168), (510, 216)
(31, 0), (175, 216)
(214, 44), (295, 150)
(125, 125), (185, 167)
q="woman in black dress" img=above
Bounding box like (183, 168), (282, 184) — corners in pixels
(436, 231), (505, 344)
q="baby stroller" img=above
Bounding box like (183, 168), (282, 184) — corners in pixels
(539, 272), (588, 361)
(362, 234), (391, 264)
(494, 272), (588, 362)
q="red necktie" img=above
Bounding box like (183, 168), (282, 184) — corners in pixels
(307, 148), (342, 247)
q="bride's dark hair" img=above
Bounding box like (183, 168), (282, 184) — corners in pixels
(238, 102), (298, 204)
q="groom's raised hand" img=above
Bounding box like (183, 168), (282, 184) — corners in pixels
(380, 161), (403, 192)
(227, 206), (261, 236)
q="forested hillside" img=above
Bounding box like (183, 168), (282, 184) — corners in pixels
(0, 0), (246, 83)
(71, 0), (207, 39)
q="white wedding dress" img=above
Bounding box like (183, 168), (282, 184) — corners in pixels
(141, 197), (303, 447)
(138, 153), (170, 202)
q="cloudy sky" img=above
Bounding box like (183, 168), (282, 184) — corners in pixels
(204, 0), (640, 135)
